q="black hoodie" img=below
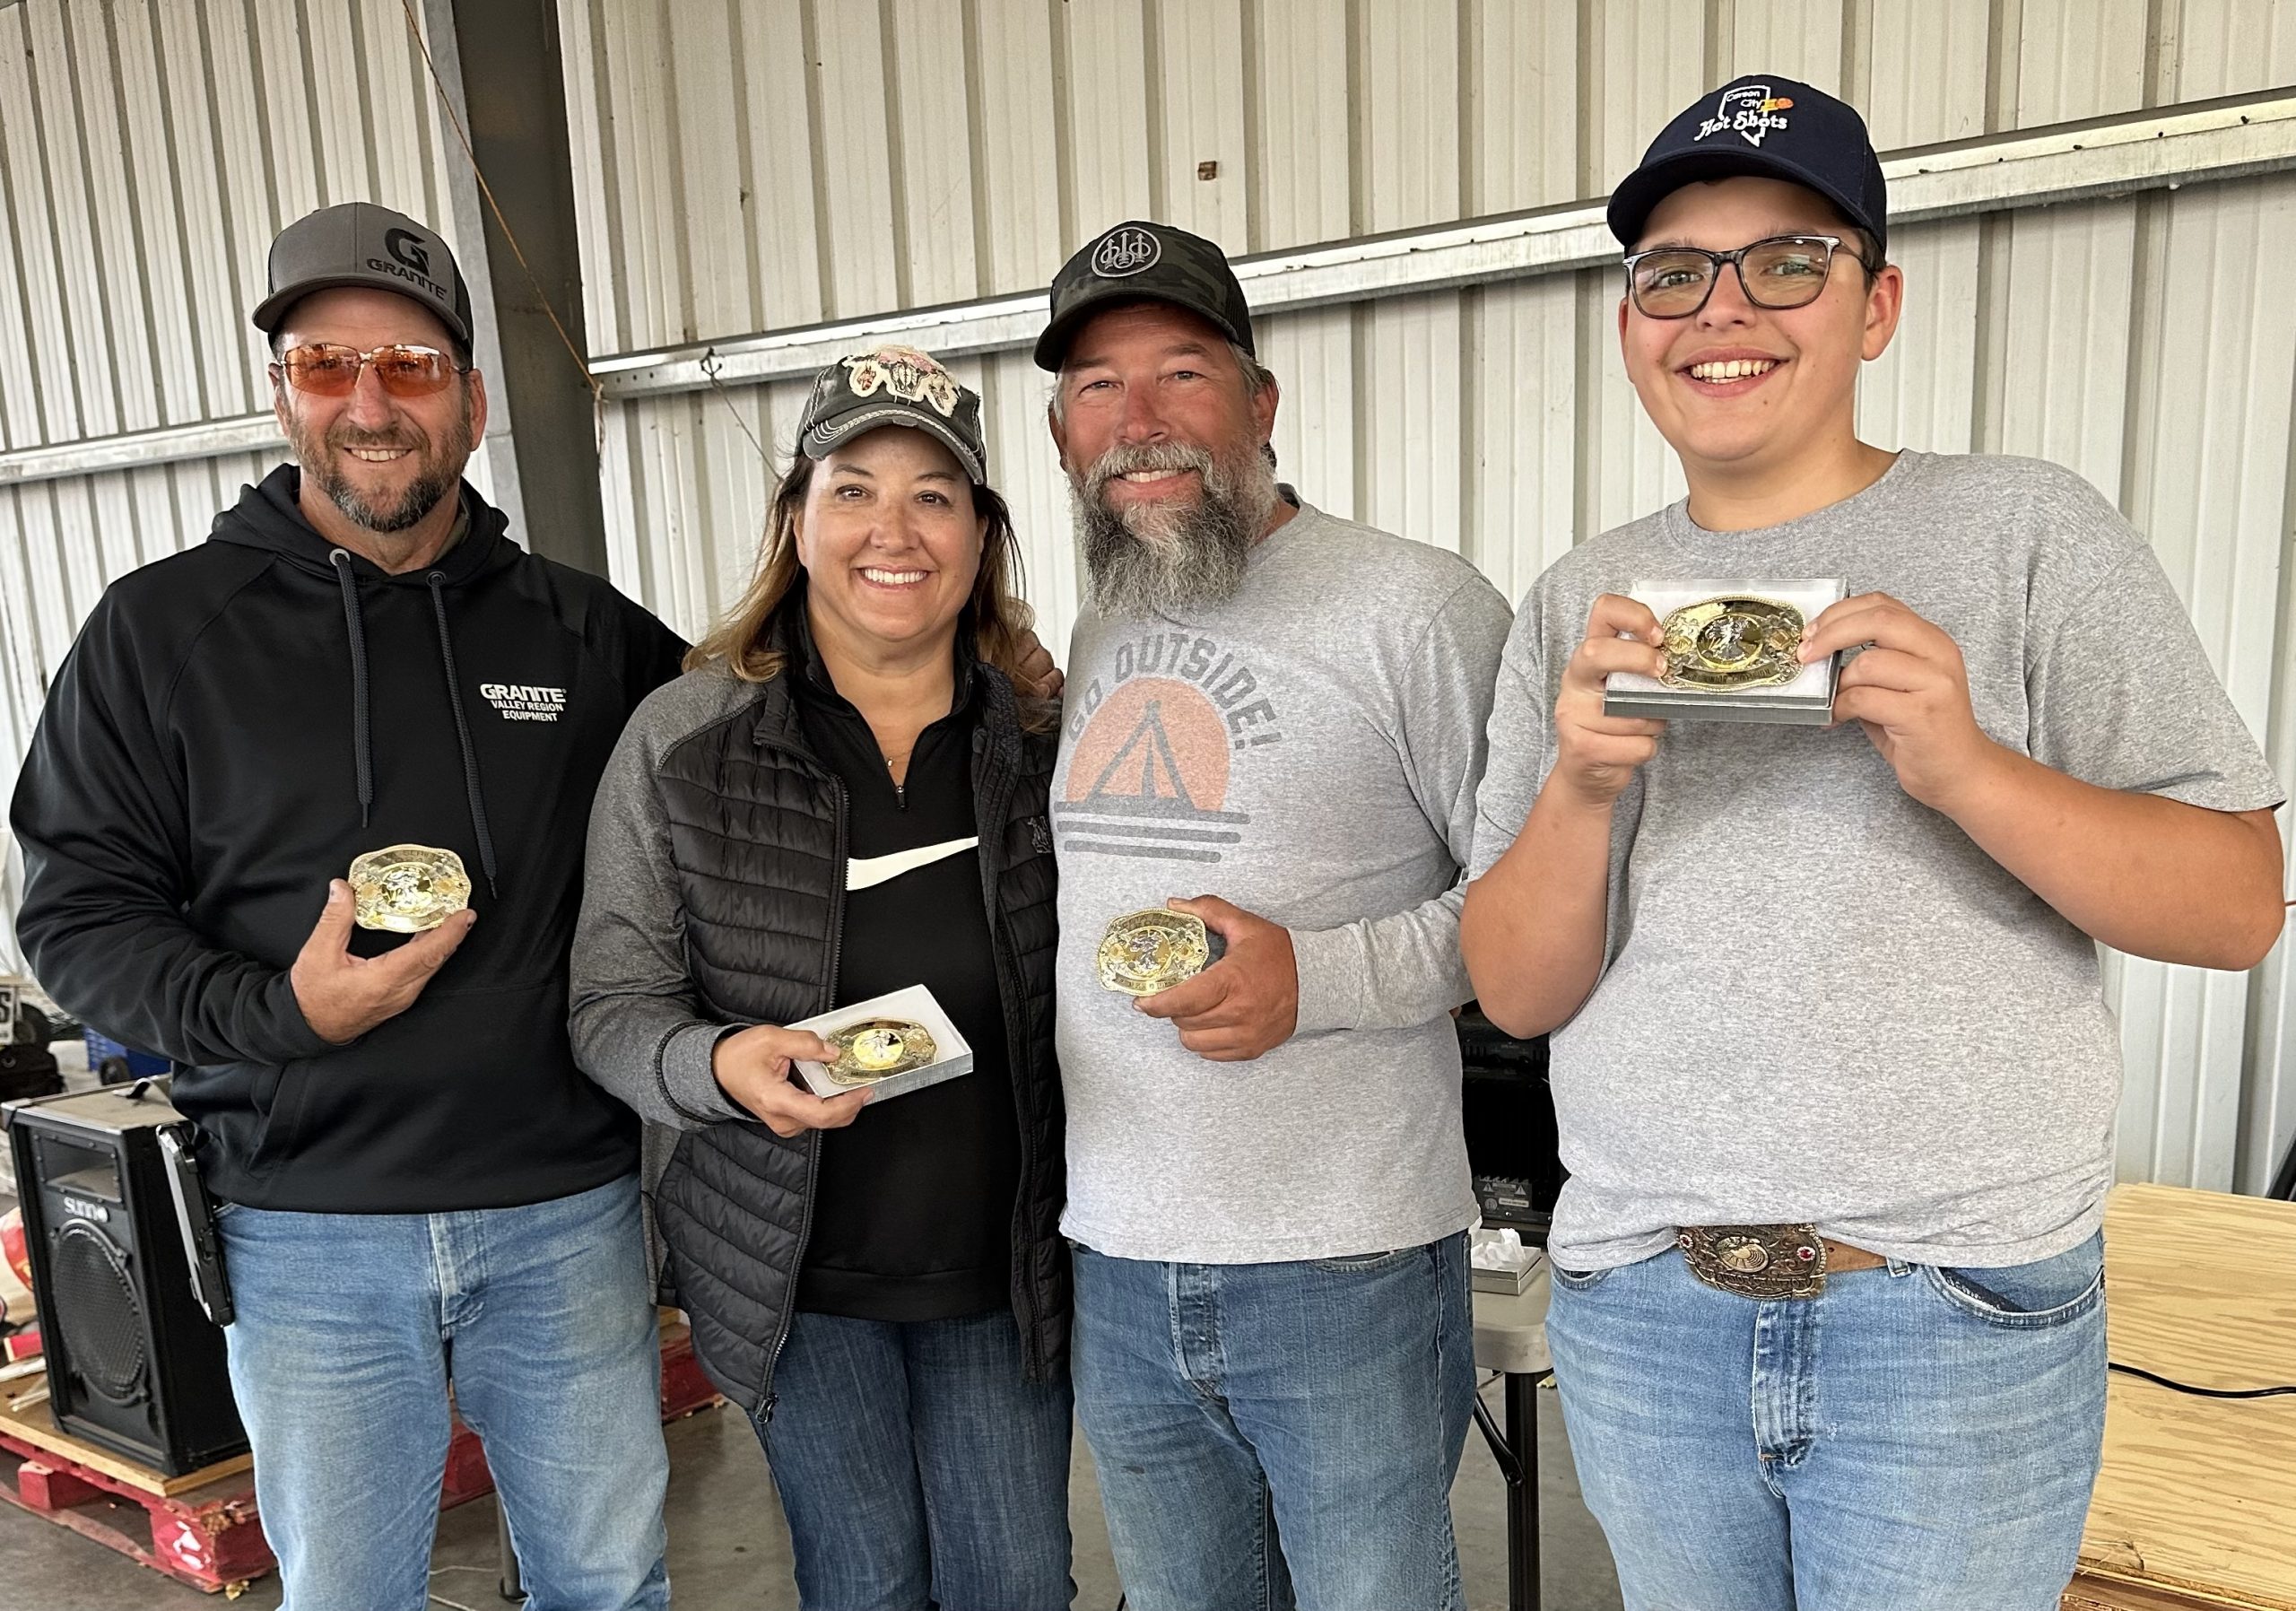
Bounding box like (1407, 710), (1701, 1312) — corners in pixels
(10, 466), (687, 1211)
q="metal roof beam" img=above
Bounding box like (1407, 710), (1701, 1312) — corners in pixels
(5, 86), (2292, 481)
(0, 416), (285, 485)
(589, 87), (2296, 400)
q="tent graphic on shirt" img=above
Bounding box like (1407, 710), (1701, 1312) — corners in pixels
(1085, 701), (1194, 804)
(1056, 677), (1249, 863)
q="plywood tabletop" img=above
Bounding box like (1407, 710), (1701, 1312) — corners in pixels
(2071, 1184), (2296, 1611)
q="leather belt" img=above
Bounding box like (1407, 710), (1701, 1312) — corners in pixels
(1676, 1223), (1887, 1300)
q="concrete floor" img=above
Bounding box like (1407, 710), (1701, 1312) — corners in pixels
(0, 1374), (1624, 1610)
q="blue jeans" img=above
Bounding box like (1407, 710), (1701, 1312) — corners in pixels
(217, 1173), (669, 1610)
(752, 1306), (1075, 1610)
(1071, 1232), (1474, 1611)
(1547, 1233), (2109, 1611)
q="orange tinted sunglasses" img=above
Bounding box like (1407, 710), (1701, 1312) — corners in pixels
(273, 343), (465, 398)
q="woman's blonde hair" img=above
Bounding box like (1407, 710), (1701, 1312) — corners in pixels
(685, 443), (1051, 728)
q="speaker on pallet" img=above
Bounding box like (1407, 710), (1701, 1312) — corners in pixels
(3, 1084), (246, 1475)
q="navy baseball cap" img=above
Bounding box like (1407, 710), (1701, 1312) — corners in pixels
(1607, 76), (1888, 259)
(1035, 220), (1256, 371)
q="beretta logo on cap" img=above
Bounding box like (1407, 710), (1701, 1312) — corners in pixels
(1091, 225), (1161, 278)
(1695, 83), (1795, 147)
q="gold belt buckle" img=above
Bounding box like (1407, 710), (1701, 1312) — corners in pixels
(822, 1018), (937, 1086)
(347, 843), (471, 933)
(1676, 1223), (1829, 1299)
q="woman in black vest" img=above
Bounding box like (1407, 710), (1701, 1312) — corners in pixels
(570, 346), (1070, 1608)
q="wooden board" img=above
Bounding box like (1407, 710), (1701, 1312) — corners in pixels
(2067, 1184), (2296, 1611)
(0, 1372), (250, 1496)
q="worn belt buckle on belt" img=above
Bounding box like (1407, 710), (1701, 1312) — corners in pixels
(1677, 1223), (1828, 1299)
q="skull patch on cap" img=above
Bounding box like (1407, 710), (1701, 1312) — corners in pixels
(841, 345), (962, 418)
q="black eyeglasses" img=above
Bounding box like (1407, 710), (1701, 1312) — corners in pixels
(1621, 234), (1872, 319)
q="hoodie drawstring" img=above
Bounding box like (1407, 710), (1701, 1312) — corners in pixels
(329, 550), (375, 828)
(428, 572), (501, 900)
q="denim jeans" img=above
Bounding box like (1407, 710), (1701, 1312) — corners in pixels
(1546, 1232), (2109, 1611)
(1071, 1232), (1474, 1611)
(752, 1306), (1075, 1611)
(216, 1172), (669, 1611)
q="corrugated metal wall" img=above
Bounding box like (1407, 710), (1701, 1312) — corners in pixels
(2, 0), (2292, 1192)
(0, 0), (503, 968)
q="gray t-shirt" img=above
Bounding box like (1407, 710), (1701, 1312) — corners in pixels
(1470, 452), (2283, 1271)
(1056, 501), (1513, 1263)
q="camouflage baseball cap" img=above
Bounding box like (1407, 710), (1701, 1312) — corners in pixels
(796, 345), (987, 483)
(1034, 220), (1256, 371)
(252, 202), (473, 345)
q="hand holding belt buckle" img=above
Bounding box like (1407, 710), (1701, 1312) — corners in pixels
(1677, 1223), (1831, 1299)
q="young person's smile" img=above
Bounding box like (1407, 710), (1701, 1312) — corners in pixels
(1674, 344), (1791, 396)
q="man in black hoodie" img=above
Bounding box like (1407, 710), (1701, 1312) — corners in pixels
(12, 204), (683, 1608)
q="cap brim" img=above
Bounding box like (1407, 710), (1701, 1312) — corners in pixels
(801, 409), (987, 484)
(1032, 283), (1250, 371)
(1606, 149), (1879, 254)
(251, 271), (473, 344)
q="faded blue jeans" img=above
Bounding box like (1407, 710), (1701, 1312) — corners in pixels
(1071, 1232), (1474, 1611)
(752, 1306), (1075, 1610)
(1547, 1232), (2109, 1611)
(217, 1172), (669, 1611)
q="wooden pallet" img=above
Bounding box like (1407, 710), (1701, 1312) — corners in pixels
(0, 1378), (267, 1593)
(0, 1314), (722, 1593)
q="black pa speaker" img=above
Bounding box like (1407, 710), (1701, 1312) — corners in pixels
(4, 1084), (247, 1474)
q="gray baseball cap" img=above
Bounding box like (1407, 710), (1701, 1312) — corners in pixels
(796, 345), (987, 483)
(251, 202), (474, 346)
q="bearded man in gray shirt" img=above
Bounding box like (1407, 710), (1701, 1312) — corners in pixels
(1464, 76), (2285, 1611)
(1038, 221), (1512, 1611)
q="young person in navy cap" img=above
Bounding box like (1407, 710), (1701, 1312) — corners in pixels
(1463, 76), (2283, 1609)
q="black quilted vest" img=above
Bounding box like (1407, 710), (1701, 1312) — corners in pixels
(648, 642), (1065, 1418)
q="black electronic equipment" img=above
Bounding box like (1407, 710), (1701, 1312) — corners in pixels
(4, 1084), (247, 1474)
(0, 982), (61, 1102)
(1457, 1005), (1564, 1243)
(157, 1123), (233, 1327)
(0, 1041), (62, 1103)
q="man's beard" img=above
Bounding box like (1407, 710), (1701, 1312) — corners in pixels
(289, 403), (468, 535)
(1070, 439), (1279, 618)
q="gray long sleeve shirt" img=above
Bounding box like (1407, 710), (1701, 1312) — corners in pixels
(569, 667), (764, 1136)
(1053, 501), (1514, 1262)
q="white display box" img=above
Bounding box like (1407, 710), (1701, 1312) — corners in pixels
(788, 983), (974, 1104)
(1603, 578), (1847, 726)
